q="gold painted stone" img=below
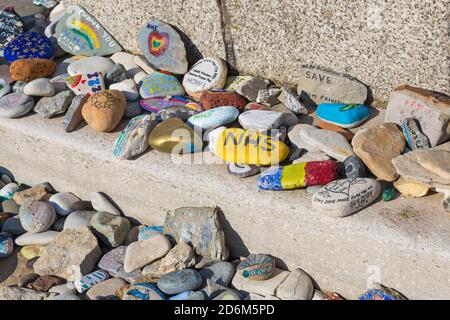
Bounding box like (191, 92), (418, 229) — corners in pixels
(394, 177), (430, 198)
(214, 128), (289, 165)
(148, 118), (203, 154)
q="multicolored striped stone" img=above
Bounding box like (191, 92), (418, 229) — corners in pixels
(74, 270), (110, 293)
(258, 160), (340, 191)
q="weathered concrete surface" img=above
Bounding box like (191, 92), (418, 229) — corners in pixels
(66, 0), (450, 106)
(1, 114), (450, 299)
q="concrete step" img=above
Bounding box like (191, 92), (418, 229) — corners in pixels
(1, 114), (450, 299)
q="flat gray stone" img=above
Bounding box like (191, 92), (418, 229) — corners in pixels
(98, 246), (142, 283)
(63, 94), (89, 132)
(34, 90), (75, 118)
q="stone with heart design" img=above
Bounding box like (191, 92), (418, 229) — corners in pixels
(137, 20), (187, 74)
(55, 5), (122, 57)
(4, 32), (54, 63)
(0, 7), (24, 49)
(66, 72), (106, 96)
(139, 72), (184, 99)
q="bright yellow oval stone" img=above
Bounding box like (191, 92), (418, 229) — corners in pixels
(21, 245), (46, 260)
(215, 128), (289, 165)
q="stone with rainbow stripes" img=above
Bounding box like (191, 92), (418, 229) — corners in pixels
(75, 269), (110, 293)
(258, 160), (340, 191)
(55, 5), (122, 57)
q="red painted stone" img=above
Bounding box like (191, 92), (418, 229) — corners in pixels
(200, 90), (248, 111)
(305, 160), (340, 186)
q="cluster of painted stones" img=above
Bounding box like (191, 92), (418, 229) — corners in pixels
(0, 173), (406, 300)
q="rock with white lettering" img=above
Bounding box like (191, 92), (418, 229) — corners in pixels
(55, 5), (122, 56)
(386, 85), (449, 147)
(312, 178), (381, 218)
(0, 7), (24, 49)
(137, 20), (188, 74)
(297, 65), (368, 105)
(401, 118), (431, 150)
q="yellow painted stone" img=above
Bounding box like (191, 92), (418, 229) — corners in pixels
(215, 128), (289, 165)
(281, 163), (307, 190)
(394, 177), (430, 198)
(21, 245), (47, 260)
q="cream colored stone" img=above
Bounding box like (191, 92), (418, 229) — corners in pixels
(124, 235), (171, 272)
(394, 177), (430, 198)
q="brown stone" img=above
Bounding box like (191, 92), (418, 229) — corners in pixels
(200, 90), (248, 111)
(352, 123), (406, 181)
(82, 90), (126, 132)
(314, 118), (354, 142)
(26, 275), (65, 292)
(12, 184), (48, 205)
(9, 58), (56, 82)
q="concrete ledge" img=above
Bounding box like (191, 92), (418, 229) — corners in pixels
(1, 114), (450, 299)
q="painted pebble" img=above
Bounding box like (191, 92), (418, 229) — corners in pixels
(138, 226), (164, 241)
(0, 183), (19, 199)
(82, 90), (126, 132)
(359, 285), (407, 300)
(0, 232), (14, 258)
(74, 270), (110, 294)
(188, 106), (239, 130)
(258, 161), (340, 191)
(343, 155), (366, 178)
(4, 32), (54, 63)
(140, 96), (190, 113)
(0, 7), (24, 48)
(401, 118), (431, 150)
(139, 72), (184, 99)
(238, 254), (276, 281)
(123, 283), (166, 301)
(19, 200), (56, 233)
(316, 103), (370, 128)
(66, 72), (106, 96)
(227, 164), (261, 178)
(312, 178), (382, 218)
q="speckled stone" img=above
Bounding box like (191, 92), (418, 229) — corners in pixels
(34, 91), (75, 118)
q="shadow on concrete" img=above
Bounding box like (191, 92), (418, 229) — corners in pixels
(217, 208), (250, 260)
(171, 25), (204, 68)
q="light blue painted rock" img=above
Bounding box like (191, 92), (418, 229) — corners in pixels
(75, 270), (110, 293)
(359, 286), (406, 300)
(168, 291), (194, 300)
(316, 103), (370, 128)
(188, 106), (239, 130)
(157, 269), (203, 295)
(139, 72), (185, 99)
(123, 283), (166, 300)
(138, 226), (164, 241)
(4, 32), (54, 62)
(0, 232), (14, 258)
(0, 183), (19, 199)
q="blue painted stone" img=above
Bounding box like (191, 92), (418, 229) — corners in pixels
(157, 269), (203, 295)
(359, 287), (406, 300)
(316, 103), (370, 128)
(123, 282), (166, 301)
(188, 106), (240, 130)
(0, 232), (14, 258)
(168, 291), (194, 300)
(139, 72), (185, 99)
(4, 32), (54, 62)
(257, 167), (283, 191)
(138, 226), (164, 241)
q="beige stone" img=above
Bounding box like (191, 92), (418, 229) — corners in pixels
(86, 278), (126, 300)
(124, 235), (171, 272)
(276, 268), (314, 300)
(12, 184), (48, 205)
(352, 123), (406, 181)
(232, 268), (290, 297)
(416, 151), (450, 180)
(394, 177), (430, 198)
(0, 287), (56, 300)
(159, 241), (196, 274)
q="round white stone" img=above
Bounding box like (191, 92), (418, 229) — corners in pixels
(67, 57), (115, 77)
(23, 78), (55, 97)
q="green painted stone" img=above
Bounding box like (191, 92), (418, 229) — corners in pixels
(382, 187), (396, 202)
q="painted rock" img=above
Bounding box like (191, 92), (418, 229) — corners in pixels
(138, 226), (164, 241)
(148, 118), (203, 154)
(67, 56), (114, 76)
(90, 211), (131, 248)
(9, 58), (57, 82)
(256, 88), (281, 106)
(0, 93), (35, 118)
(110, 79), (139, 102)
(98, 246), (142, 282)
(123, 283), (166, 301)
(139, 72), (184, 99)
(124, 234), (172, 272)
(4, 32), (54, 62)
(21, 245), (47, 260)
(82, 90), (126, 132)
(200, 90), (248, 111)
(352, 123), (406, 181)
(140, 96), (189, 113)
(49, 192), (81, 216)
(315, 118), (354, 142)
(19, 200), (56, 233)
(225, 76), (267, 102)
(297, 65), (368, 105)
(385, 85), (450, 147)
(214, 128), (289, 165)
(34, 90), (75, 118)
(182, 57), (228, 99)
(137, 20), (187, 74)
(23, 78), (55, 97)
(382, 186), (396, 202)
(156, 106), (198, 122)
(55, 4), (122, 56)
(63, 94), (89, 132)
(66, 72), (106, 96)
(359, 286), (406, 300)
(258, 161), (339, 191)
(276, 268), (314, 300)
(63, 211), (96, 230)
(104, 63), (128, 87)
(227, 164), (261, 178)
(343, 155), (366, 178)
(0, 7), (24, 48)
(0, 232), (14, 258)
(401, 118), (431, 150)
(278, 88), (308, 115)
(157, 269), (203, 295)
(238, 254), (276, 281)
(312, 178), (381, 218)
(74, 270), (110, 294)
(188, 106), (239, 130)
(316, 103), (370, 128)
(113, 114), (155, 160)
(0, 183), (19, 199)
(238, 110), (284, 131)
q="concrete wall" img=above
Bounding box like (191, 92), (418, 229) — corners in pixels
(66, 0), (450, 107)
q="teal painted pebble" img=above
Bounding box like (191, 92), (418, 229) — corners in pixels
(75, 269), (110, 293)
(123, 282), (166, 300)
(139, 72), (185, 99)
(0, 232), (14, 258)
(238, 254), (276, 281)
(0, 183), (19, 199)
(138, 226), (164, 241)
(188, 106), (239, 130)
(316, 103), (370, 128)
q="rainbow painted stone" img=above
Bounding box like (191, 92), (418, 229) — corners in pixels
(137, 20), (188, 74)
(3, 32), (54, 63)
(123, 282), (166, 301)
(74, 269), (110, 293)
(258, 161), (340, 191)
(140, 96), (190, 113)
(316, 103), (370, 128)
(139, 72), (185, 99)
(55, 5), (122, 56)
(0, 232), (14, 258)
(238, 254), (276, 281)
